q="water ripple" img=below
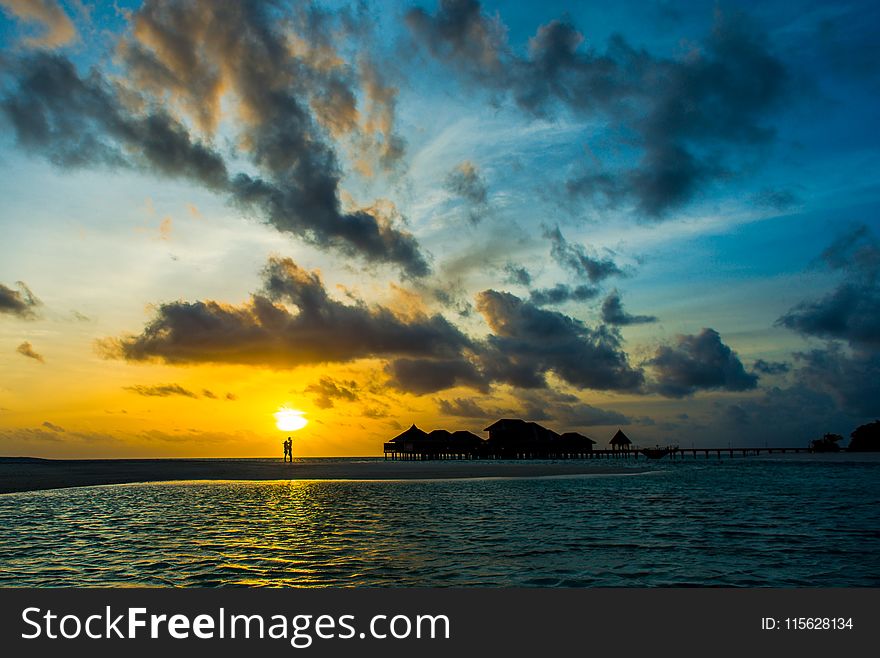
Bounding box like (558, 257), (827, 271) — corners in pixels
(1, 460), (878, 587)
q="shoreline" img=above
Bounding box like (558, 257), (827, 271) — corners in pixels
(0, 458), (648, 494)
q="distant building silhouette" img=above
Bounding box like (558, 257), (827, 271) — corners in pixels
(384, 419), (621, 460)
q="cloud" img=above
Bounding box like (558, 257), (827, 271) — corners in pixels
(752, 359), (790, 375)
(777, 225), (880, 349)
(16, 341), (44, 363)
(0, 2), (428, 276)
(41, 421), (65, 432)
(445, 160), (489, 223)
(475, 289), (644, 391)
(648, 328), (758, 397)
(600, 290), (657, 325)
(124, 384), (198, 398)
(99, 256), (471, 367)
(713, 383), (862, 446)
(794, 344), (880, 417)
(306, 377), (359, 408)
(101, 259), (648, 397)
(408, 2), (788, 216)
(406, 0), (506, 81)
(556, 403), (630, 427)
(436, 397), (491, 417)
(121, 0), (425, 276)
(0, 281), (40, 318)
(0, 0), (77, 49)
(512, 390), (630, 427)
(529, 283), (599, 306)
(386, 357), (487, 394)
(543, 226), (624, 283)
(502, 263), (532, 286)
(1, 53), (230, 183)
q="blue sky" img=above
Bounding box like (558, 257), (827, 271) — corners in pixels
(0, 0), (878, 456)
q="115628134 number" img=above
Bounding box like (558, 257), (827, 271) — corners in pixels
(761, 617), (854, 631)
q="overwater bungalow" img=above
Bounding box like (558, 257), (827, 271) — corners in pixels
(384, 424), (485, 460)
(558, 432), (596, 454)
(385, 420), (629, 460)
(386, 424), (430, 456)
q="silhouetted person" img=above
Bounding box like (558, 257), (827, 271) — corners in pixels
(283, 437), (293, 462)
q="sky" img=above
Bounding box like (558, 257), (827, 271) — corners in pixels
(0, 0), (878, 457)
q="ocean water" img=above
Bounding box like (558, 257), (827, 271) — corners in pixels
(0, 455), (878, 587)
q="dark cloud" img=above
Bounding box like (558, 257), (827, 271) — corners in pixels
(406, 0), (506, 82)
(475, 289), (644, 392)
(794, 345), (880, 417)
(709, 383), (860, 447)
(41, 420), (65, 432)
(0, 281), (40, 318)
(437, 397), (491, 417)
(444, 160), (488, 223)
(124, 384), (198, 398)
(724, 403), (750, 426)
(225, 393), (238, 401)
(778, 225), (880, 349)
(752, 359), (790, 375)
(601, 290), (657, 325)
(122, 0), (425, 276)
(529, 283), (599, 306)
(361, 407), (390, 419)
(100, 256), (471, 367)
(386, 357), (487, 394)
(16, 341), (44, 363)
(1, 2), (428, 277)
(543, 226), (624, 283)
(1, 53), (229, 184)
(648, 328), (758, 397)
(306, 377), (359, 409)
(512, 390), (629, 427)
(102, 261), (647, 397)
(408, 2), (788, 216)
(559, 403), (630, 427)
(201, 389), (218, 399)
(502, 263), (532, 286)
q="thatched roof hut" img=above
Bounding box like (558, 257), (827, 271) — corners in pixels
(390, 424), (428, 443)
(609, 429), (632, 450)
(484, 419), (558, 443)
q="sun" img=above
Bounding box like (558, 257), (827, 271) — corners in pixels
(274, 407), (308, 432)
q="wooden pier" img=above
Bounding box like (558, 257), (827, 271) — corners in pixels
(382, 421), (813, 461)
(383, 445), (810, 461)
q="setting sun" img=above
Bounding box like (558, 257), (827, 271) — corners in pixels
(274, 407), (308, 432)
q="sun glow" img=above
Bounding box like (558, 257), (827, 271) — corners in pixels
(274, 407), (308, 432)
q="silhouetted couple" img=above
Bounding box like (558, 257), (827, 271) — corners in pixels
(283, 437), (293, 462)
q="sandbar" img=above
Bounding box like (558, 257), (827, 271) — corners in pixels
(0, 457), (648, 494)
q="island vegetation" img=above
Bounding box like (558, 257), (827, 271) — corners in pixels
(811, 421), (880, 452)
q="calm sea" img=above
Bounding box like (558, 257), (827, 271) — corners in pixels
(1, 455), (878, 587)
